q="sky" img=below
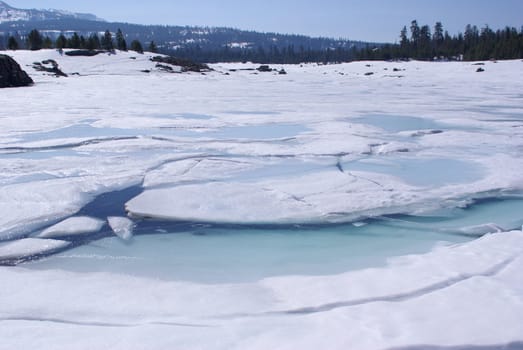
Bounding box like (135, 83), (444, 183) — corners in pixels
(7, 0), (523, 43)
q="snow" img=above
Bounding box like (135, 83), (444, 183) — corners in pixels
(107, 216), (134, 240)
(36, 216), (105, 238)
(0, 50), (522, 348)
(0, 231), (522, 349)
(0, 238), (70, 261)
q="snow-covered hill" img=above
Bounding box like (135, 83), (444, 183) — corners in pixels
(0, 1), (103, 23)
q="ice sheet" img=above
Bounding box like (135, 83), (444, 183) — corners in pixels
(1, 51), (522, 348)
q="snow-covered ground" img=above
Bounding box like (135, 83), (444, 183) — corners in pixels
(0, 50), (522, 349)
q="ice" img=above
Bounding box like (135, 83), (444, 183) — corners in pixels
(349, 114), (445, 133)
(0, 51), (522, 348)
(0, 238), (70, 261)
(0, 231), (522, 349)
(36, 216), (105, 238)
(456, 223), (504, 236)
(107, 216), (134, 241)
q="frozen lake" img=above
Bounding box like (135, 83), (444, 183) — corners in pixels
(0, 50), (522, 349)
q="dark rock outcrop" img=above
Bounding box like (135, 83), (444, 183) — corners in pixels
(151, 56), (211, 73)
(0, 54), (33, 88)
(65, 50), (102, 57)
(257, 65), (272, 72)
(33, 59), (68, 77)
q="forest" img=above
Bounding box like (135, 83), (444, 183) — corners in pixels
(2, 20), (522, 63)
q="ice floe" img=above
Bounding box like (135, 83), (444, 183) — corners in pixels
(108, 216), (134, 241)
(0, 238), (70, 262)
(36, 216), (105, 238)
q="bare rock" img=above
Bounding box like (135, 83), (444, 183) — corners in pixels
(0, 54), (33, 88)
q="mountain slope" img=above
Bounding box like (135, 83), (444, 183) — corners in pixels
(0, 1), (373, 63)
(0, 1), (103, 23)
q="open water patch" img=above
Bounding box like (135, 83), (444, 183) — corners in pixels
(205, 124), (309, 140)
(350, 115), (448, 133)
(10, 184), (523, 283)
(343, 157), (485, 187)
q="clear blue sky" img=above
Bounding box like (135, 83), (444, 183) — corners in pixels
(8, 0), (523, 42)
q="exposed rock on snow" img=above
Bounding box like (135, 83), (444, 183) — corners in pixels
(36, 216), (105, 238)
(65, 50), (102, 57)
(257, 65), (273, 72)
(150, 55), (211, 73)
(0, 238), (70, 262)
(32, 59), (67, 77)
(0, 54), (33, 87)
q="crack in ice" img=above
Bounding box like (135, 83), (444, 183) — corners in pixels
(216, 255), (516, 319)
(0, 316), (215, 329)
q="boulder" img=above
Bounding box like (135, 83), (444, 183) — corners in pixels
(0, 54), (34, 88)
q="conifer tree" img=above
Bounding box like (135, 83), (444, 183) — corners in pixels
(101, 30), (114, 51)
(130, 39), (144, 54)
(148, 40), (158, 53)
(86, 34), (101, 51)
(68, 32), (81, 49)
(7, 36), (18, 50)
(116, 29), (127, 51)
(42, 36), (53, 49)
(27, 29), (43, 50)
(55, 34), (67, 49)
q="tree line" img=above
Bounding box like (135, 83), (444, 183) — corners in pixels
(1, 28), (157, 54)
(358, 20), (523, 61)
(2, 22), (522, 63)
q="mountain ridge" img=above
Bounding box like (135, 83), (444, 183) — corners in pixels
(0, 1), (374, 63)
(0, 1), (103, 23)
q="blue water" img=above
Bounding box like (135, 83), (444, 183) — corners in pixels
(25, 191), (523, 284)
(207, 124), (308, 140)
(344, 157), (485, 187)
(18, 123), (308, 143)
(350, 115), (447, 133)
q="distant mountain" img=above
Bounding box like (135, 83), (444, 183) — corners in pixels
(0, 1), (375, 63)
(0, 1), (103, 23)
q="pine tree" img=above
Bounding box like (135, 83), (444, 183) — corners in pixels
(55, 34), (67, 49)
(130, 40), (144, 54)
(7, 36), (19, 50)
(42, 36), (53, 49)
(86, 34), (101, 51)
(399, 26), (409, 57)
(116, 29), (127, 51)
(101, 30), (114, 51)
(68, 32), (81, 49)
(27, 29), (43, 50)
(148, 40), (158, 53)
(433, 22), (444, 58)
